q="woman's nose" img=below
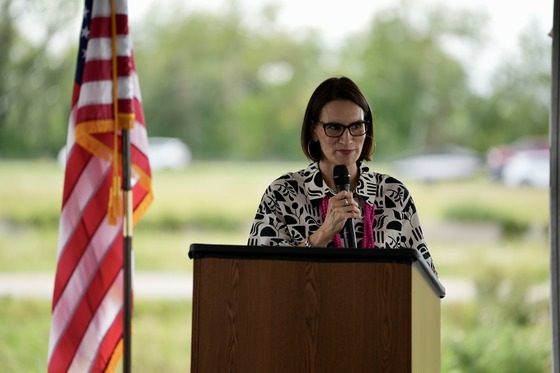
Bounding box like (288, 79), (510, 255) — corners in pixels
(339, 128), (353, 143)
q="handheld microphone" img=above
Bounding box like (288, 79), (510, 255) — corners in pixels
(333, 165), (357, 248)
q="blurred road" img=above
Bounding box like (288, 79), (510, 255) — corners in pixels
(0, 272), (193, 300)
(0, 273), (495, 303)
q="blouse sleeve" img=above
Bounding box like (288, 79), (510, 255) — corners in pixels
(401, 194), (438, 276)
(247, 184), (299, 246)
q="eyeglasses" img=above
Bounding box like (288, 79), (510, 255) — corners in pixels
(315, 120), (369, 138)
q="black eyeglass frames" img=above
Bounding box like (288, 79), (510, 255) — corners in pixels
(315, 120), (369, 138)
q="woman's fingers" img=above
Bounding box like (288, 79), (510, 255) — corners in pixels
(335, 191), (359, 213)
(331, 191), (360, 219)
(320, 192), (361, 240)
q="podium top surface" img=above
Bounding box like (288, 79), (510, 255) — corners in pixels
(189, 244), (445, 298)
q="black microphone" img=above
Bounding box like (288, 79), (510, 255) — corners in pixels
(333, 165), (357, 248)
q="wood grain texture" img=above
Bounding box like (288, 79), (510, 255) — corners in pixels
(191, 256), (437, 372)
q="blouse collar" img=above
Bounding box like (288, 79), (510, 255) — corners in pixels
(304, 162), (377, 206)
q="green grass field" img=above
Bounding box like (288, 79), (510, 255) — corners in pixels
(0, 160), (552, 371)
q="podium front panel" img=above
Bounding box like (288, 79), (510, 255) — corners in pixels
(190, 245), (443, 373)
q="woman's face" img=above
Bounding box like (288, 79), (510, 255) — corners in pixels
(312, 99), (366, 172)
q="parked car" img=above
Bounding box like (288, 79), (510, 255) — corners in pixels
(57, 137), (191, 171)
(147, 137), (191, 170)
(390, 145), (482, 182)
(501, 149), (549, 188)
(486, 137), (548, 181)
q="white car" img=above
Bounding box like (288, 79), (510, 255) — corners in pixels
(147, 137), (191, 170)
(391, 146), (482, 182)
(501, 149), (549, 188)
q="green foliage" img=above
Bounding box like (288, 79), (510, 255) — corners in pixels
(128, 300), (192, 372)
(442, 202), (530, 238)
(137, 211), (243, 232)
(134, 6), (324, 160)
(444, 323), (550, 373)
(0, 0), (78, 158)
(466, 21), (551, 152)
(344, 7), (475, 156)
(0, 298), (52, 372)
(442, 266), (551, 372)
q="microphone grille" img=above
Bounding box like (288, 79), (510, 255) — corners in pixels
(333, 165), (350, 185)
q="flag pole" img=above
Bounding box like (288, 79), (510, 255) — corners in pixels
(108, 0), (133, 370)
(122, 128), (133, 373)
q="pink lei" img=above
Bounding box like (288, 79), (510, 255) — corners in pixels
(320, 195), (375, 249)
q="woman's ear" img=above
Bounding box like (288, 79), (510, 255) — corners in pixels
(311, 122), (319, 142)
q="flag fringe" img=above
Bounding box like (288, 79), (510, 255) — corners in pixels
(108, 175), (123, 225)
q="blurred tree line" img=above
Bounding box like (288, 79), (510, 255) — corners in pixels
(0, 0), (551, 161)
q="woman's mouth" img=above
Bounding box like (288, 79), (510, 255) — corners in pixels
(337, 149), (354, 155)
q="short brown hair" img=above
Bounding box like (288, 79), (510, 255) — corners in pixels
(300, 76), (375, 162)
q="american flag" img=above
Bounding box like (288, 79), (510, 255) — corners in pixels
(48, 0), (153, 371)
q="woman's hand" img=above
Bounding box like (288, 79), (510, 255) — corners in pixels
(307, 191), (361, 247)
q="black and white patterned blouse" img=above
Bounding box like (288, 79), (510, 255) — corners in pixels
(248, 162), (437, 274)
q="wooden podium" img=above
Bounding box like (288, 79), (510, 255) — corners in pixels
(188, 244), (445, 373)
